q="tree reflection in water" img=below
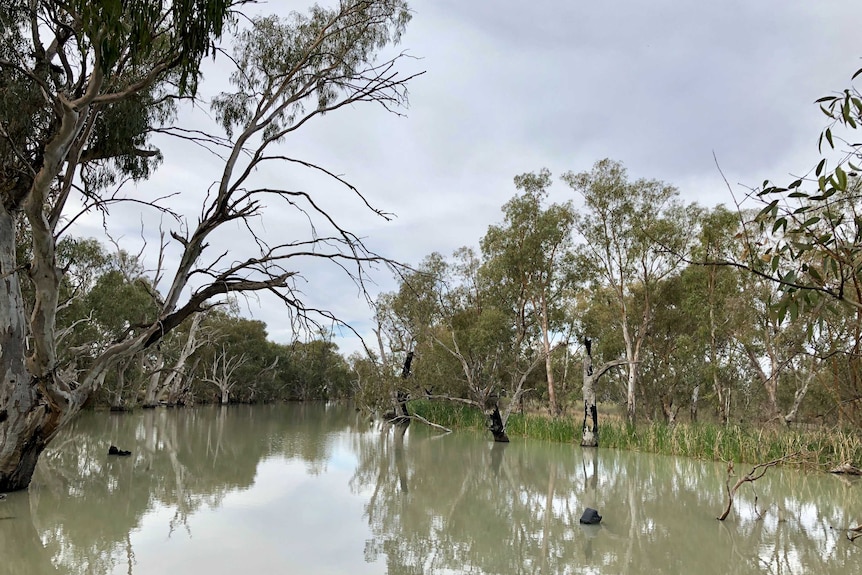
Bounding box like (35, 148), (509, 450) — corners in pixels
(352, 423), (862, 575)
(2, 404), (861, 574)
(16, 404), (355, 574)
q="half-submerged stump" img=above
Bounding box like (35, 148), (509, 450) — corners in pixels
(487, 405), (509, 443)
(581, 338), (626, 447)
(386, 351), (414, 424)
(108, 445), (131, 457)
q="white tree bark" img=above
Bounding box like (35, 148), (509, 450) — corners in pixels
(580, 338), (626, 448)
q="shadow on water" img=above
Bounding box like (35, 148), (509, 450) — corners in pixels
(3, 403), (861, 574)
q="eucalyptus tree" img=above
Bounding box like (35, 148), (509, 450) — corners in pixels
(563, 159), (694, 423)
(636, 274), (701, 423)
(733, 271), (818, 423)
(749, 64), (862, 319)
(0, 0), (418, 490)
(0, 0), (235, 489)
(285, 338), (351, 401)
(733, 62), (862, 425)
(388, 250), (546, 441)
(682, 206), (747, 422)
(481, 169), (576, 415)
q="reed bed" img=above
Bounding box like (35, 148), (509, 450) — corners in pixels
(598, 419), (862, 468)
(408, 400), (862, 469)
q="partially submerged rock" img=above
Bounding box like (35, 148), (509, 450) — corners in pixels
(108, 445), (131, 456)
(579, 507), (602, 525)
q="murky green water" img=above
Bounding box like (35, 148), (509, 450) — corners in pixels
(1, 403), (860, 574)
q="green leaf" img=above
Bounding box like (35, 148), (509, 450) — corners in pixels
(777, 304), (787, 324)
(835, 166), (848, 191)
(816, 158), (826, 176)
(788, 191), (808, 199)
(853, 67), (862, 81)
(801, 216), (821, 227)
(756, 199), (779, 220)
(772, 217), (787, 234)
(826, 127), (834, 149)
(788, 298), (799, 322)
(808, 266), (823, 284)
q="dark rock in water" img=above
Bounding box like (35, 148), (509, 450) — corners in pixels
(108, 445), (132, 456)
(579, 507), (602, 525)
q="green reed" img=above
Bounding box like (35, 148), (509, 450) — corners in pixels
(408, 400), (862, 468)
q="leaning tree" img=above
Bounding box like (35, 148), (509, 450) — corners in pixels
(0, 0), (419, 491)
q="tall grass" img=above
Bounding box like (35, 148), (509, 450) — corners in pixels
(596, 419), (862, 468)
(409, 400), (862, 468)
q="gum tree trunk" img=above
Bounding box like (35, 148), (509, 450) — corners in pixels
(581, 339), (599, 447)
(0, 209), (65, 491)
(487, 404), (510, 443)
(580, 338), (625, 448)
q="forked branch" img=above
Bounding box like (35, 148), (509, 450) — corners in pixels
(717, 452), (802, 521)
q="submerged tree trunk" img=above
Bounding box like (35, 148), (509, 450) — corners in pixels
(142, 353), (165, 408)
(110, 359), (129, 411)
(581, 339), (599, 448)
(389, 351), (413, 423)
(581, 338), (626, 448)
(487, 403), (509, 443)
(393, 420), (409, 492)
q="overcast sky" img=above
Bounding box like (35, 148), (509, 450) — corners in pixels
(72, 0), (862, 357)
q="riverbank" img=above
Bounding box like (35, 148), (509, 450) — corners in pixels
(409, 400), (862, 470)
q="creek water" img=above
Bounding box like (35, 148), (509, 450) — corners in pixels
(0, 403), (859, 574)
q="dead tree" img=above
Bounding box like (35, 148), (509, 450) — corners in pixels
(0, 1), (420, 491)
(581, 338), (626, 447)
(202, 346), (249, 405)
(717, 452), (801, 521)
(389, 351), (414, 424)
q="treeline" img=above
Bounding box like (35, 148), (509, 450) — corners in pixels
(50, 238), (351, 408)
(352, 158), (862, 438)
(55, 158), (862, 432)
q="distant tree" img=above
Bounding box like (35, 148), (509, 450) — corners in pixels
(563, 159), (694, 423)
(385, 250), (546, 441)
(481, 169), (576, 416)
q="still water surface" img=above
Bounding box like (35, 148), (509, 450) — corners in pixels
(1, 403), (860, 574)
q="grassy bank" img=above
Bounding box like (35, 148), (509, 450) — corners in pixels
(409, 400), (862, 469)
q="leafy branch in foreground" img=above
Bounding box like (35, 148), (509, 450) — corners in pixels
(748, 61), (862, 321)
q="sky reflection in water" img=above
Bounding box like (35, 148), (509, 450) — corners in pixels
(1, 404), (859, 574)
